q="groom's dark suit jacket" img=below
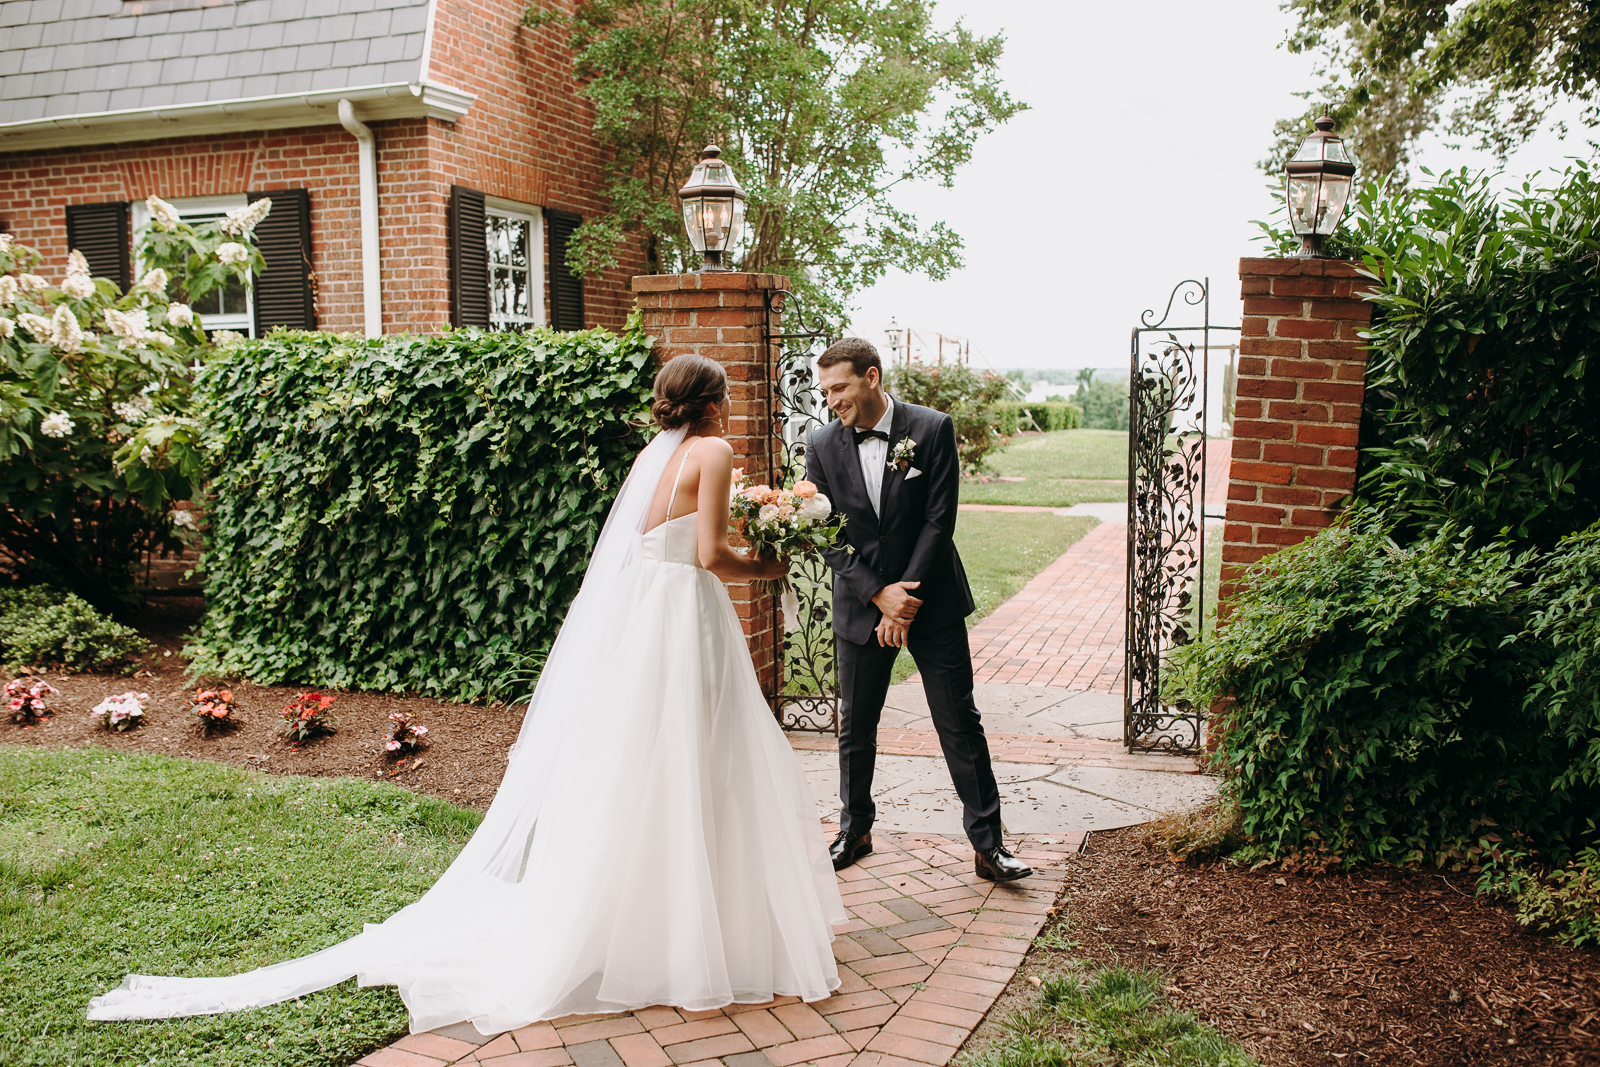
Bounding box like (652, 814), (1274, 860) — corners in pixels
(805, 398), (975, 645)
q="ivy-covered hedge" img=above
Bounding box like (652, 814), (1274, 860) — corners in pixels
(186, 326), (655, 702)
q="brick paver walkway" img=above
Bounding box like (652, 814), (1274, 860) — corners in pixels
(360, 830), (1076, 1067)
(785, 726), (1181, 773)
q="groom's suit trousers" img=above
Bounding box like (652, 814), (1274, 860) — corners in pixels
(836, 619), (1003, 853)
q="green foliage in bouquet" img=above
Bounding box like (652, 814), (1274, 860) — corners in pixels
(888, 361), (1009, 475)
(0, 585), (149, 672)
(1167, 507), (1599, 868)
(0, 200), (266, 606)
(186, 325), (656, 702)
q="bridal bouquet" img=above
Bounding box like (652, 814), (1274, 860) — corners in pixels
(729, 469), (845, 627)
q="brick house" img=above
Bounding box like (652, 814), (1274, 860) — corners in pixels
(0, 0), (637, 337)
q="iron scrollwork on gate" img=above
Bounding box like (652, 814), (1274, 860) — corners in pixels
(1125, 279), (1238, 754)
(763, 288), (839, 733)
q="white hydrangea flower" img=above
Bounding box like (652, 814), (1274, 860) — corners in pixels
(0, 276), (16, 304)
(170, 509), (196, 528)
(17, 312), (52, 339)
(51, 304), (84, 352)
(166, 303), (194, 327)
(40, 411), (74, 438)
(62, 272), (95, 300)
(19, 273), (49, 292)
(67, 250), (89, 275)
(136, 268), (168, 296)
(0, 316), (12, 339)
(146, 196), (181, 229)
(210, 329), (245, 345)
(137, 446), (155, 464)
(113, 393), (153, 424)
(215, 242), (249, 267)
(220, 198), (271, 237)
(0, 233), (12, 252)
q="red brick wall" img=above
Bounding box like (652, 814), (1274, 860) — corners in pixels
(1219, 257), (1376, 617)
(0, 0), (641, 333)
(633, 272), (788, 696)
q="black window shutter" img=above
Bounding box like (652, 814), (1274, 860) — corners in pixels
(64, 202), (131, 292)
(546, 209), (585, 331)
(449, 185), (490, 328)
(248, 188), (316, 332)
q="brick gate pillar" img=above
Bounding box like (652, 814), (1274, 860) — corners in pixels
(631, 271), (789, 694)
(1219, 258), (1377, 619)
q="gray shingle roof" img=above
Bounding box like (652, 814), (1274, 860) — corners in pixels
(0, 0), (431, 126)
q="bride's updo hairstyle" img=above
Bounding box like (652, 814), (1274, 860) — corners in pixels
(652, 354), (728, 430)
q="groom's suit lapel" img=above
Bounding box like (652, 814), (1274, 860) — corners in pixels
(878, 398), (911, 519)
(836, 422), (879, 539)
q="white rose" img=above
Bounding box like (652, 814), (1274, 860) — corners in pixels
(215, 242), (249, 266)
(166, 303), (194, 327)
(757, 503), (781, 526)
(50, 304), (83, 352)
(19, 273), (49, 292)
(146, 196), (181, 229)
(0, 316), (12, 339)
(0, 276), (16, 304)
(800, 493), (832, 521)
(40, 411), (74, 438)
(221, 199), (271, 237)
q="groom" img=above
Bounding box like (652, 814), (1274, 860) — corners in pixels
(804, 338), (1031, 883)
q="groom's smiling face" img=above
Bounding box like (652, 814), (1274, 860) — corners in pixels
(818, 363), (885, 429)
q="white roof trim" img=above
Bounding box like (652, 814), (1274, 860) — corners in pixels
(0, 81), (475, 154)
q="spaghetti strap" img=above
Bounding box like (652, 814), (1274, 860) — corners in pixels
(664, 438), (701, 521)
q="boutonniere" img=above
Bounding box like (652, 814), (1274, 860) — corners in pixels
(888, 438), (917, 472)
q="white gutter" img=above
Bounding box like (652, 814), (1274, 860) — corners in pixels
(338, 99), (382, 340)
(0, 81), (474, 154)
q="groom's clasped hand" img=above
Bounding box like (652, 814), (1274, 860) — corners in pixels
(871, 579), (922, 648)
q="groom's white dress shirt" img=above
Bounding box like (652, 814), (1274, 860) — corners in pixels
(856, 396), (894, 516)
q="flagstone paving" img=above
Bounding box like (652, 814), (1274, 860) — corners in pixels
(359, 830), (1077, 1067)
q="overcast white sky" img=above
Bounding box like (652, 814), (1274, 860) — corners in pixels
(848, 0), (1597, 372)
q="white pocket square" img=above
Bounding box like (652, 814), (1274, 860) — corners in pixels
(905, 466), (923, 480)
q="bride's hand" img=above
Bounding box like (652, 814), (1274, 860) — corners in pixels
(754, 554), (790, 581)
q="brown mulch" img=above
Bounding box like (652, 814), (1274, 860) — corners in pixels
(1, 597), (523, 808)
(975, 828), (1600, 1066)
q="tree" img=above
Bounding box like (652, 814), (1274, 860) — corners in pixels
(522, 0), (1024, 323)
(1266, 0), (1600, 182)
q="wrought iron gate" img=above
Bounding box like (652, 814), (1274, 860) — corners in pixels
(764, 289), (839, 733)
(1125, 279), (1239, 754)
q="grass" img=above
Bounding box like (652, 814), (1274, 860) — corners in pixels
(961, 430), (1128, 508)
(960, 963), (1259, 1067)
(0, 746), (480, 1067)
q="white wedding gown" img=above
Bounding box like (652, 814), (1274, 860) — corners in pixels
(88, 428), (845, 1034)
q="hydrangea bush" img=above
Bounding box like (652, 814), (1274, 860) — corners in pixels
(0, 198), (267, 605)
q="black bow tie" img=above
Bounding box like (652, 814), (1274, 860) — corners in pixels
(854, 428), (890, 444)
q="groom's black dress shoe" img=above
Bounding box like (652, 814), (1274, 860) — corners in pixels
(830, 831), (873, 871)
(975, 845), (1032, 882)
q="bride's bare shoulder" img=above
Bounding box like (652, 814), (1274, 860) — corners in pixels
(694, 437), (736, 464)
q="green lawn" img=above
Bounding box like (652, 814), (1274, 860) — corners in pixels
(0, 747), (479, 1067)
(785, 511), (1098, 691)
(962, 430), (1128, 507)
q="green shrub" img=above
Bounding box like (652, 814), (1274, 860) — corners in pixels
(1524, 520), (1600, 792)
(1070, 377), (1129, 431)
(1479, 830), (1600, 949)
(186, 324), (655, 702)
(0, 585), (149, 671)
(889, 361), (1010, 474)
(1168, 508), (1599, 866)
(996, 401), (1083, 434)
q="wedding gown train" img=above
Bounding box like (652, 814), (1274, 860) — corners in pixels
(88, 428), (845, 1034)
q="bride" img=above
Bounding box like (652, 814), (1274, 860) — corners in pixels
(89, 353), (846, 1034)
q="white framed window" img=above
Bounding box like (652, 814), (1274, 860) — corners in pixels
(484, 195), (546, 331)
(131, 194), (255, 338)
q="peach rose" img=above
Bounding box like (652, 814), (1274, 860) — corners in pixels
(792, 481), (818, 498)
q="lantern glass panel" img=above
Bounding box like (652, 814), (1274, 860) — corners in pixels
(1287, 174), (1321, 234)
(1316, 174), (1352, 234)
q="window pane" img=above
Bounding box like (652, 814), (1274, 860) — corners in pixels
(513, 266), (529, 318)
(510, 218), (528, 268)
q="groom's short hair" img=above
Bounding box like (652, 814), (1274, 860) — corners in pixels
(817, 337), (882, 379)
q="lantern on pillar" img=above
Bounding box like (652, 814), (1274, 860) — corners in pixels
(679, 145), (747, 272)
(885, 317), (904, 364)
(1285, 115), (1356, 258)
